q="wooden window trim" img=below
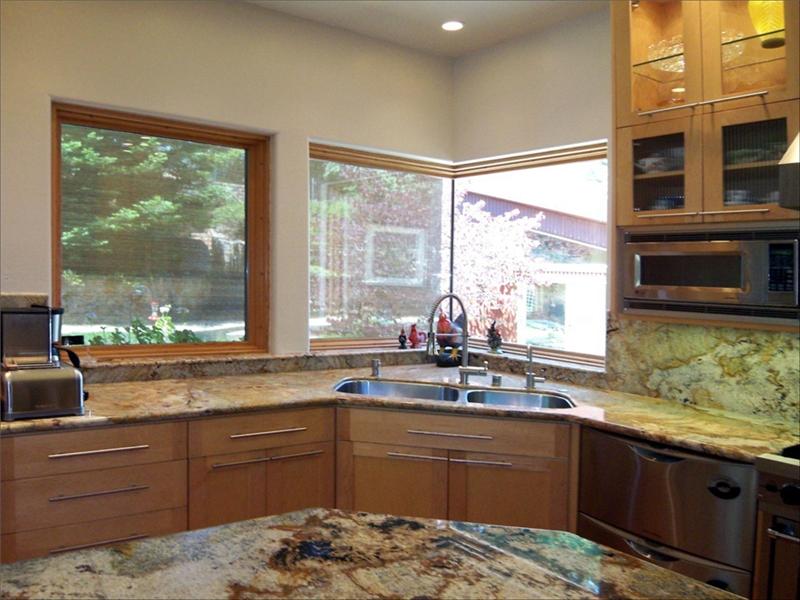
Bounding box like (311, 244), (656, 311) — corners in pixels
(52, 102), (270, 359)
(309, 142), (609, 367)
(309, 140), (607, 178)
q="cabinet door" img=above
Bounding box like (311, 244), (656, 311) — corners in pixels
(448, 451), (569, 530)
(188, 450), (268, 529)
(265, 442), (334, 516)
(614, 0), (703, 127)
(702, 99), (799, 221)
(617, 116), (704, 226)
(337, 441), (447, 520)
(701, 0), (799, 111)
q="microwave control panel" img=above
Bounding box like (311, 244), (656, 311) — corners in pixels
(768, 243), (796, 293)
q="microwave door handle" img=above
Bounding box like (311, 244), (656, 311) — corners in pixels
(795, 240), (799, 307)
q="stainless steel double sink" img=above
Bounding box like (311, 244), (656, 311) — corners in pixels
(333, 378), (574, 409)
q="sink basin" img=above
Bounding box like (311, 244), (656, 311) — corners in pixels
(334, 379), (461, 402)
(465, 389), (574, 409)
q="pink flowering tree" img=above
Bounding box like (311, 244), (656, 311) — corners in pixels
(450, 192), (544, 343)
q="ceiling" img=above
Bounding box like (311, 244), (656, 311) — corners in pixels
(248, 1), (606, 58)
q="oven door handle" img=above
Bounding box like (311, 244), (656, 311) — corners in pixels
(630, 444), (684, 463)
(768, 528), (800, 544)
(624, 538), (679, 563)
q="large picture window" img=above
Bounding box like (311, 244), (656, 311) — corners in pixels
(53, 103), (269, 355)
(309, 143), (607, 362)
(309, 158), (451, 344)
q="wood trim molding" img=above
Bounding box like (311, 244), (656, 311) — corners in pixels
(51, 102), (270, 358)
(309, 143), (453, 178)
(309, 141), (608, 179)
(452, 142), (607, 178)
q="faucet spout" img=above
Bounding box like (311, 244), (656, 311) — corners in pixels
(426, 293), (469, 368)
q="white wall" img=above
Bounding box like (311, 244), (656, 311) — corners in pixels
(0, 0), (453, 353)
(452, 7), (611, 161)
(0, 0), (612, 354)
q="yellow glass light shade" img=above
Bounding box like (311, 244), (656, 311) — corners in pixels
(748, 0), (786, 48)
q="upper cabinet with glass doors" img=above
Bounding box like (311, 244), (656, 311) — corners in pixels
(614, 0), (799, 127)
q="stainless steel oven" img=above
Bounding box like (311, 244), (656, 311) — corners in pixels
(621, 228), (799, 323)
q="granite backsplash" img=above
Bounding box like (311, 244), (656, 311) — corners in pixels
(604, 317), (799, 422)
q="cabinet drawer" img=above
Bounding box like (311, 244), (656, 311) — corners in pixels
(188, 408), (334, 457)
(1, 422), (187, 481)
(1, 460), (186, 533)
(339, 408), (569, 458)
(1, 507), (186, 563)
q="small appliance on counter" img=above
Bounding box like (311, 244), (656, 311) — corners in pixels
(1, 305), (84, 421)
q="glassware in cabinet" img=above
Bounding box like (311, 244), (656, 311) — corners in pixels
(616, 116), (704, 226)
(702, 99), (800, 222)
(614, 0), (704, 127)
(700, 0), (799, 110)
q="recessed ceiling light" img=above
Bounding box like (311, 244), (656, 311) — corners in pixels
(441, 21), (464, 32)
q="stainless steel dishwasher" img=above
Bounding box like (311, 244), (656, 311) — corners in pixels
(578, 427), (757, 597)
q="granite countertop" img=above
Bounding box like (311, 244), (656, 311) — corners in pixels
(0, 508), (737, 599)
(1, 364), (796, 463)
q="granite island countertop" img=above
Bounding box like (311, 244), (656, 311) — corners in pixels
(0, 508), (738, 599)
(1, 364), (796, 462)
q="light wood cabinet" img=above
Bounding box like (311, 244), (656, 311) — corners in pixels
(700, 0), (800, 112)
(188, 441), (335, 530)
(614, 0), (799, 127)
(616, 115), (704, 226)
(701, 99), (800, 222)
(0, 421), (186, 481)
(0, 508), (186, 564)
(265, 441), (335, 517)
(336, 441), (448, 519)
(617, 100), (799, 225)
(189, 449), (269, 529)
(336, 408), (577, 530)
(448, 450), (569, 530)
(188, 409), (335, 529)
(0, 422), (189, 564)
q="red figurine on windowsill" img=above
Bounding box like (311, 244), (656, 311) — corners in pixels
(408, 324), (420, 348)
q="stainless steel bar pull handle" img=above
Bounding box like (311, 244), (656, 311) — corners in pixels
(625, 539), (679, 563)
(407, 429), (493, 440)
(49, 484), (149, 502)
(767, 528), (800, 544)
(386, 452), (447, 462)
(48, 444), (150, 459)
(50, 533), (147, 554)
(630, 444), (684, 463)
(229, 426), (306, 439)
(449, 458), (512, 467)
(212, 456), (271, 469)
(698, 208), (770, 216)
(638, 102), (699, 116)
(269, 450), (323, 462)
(635, 212), (699, 219)
(698, 90), (769, 106)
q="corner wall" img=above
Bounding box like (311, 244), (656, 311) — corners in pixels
(452, 7), (612, 161)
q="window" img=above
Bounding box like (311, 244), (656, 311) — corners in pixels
(53, 103), (269, 355)
(309, 157), (451, 344)
(453, 159), (608, 358)
(309, 143), (607, 363)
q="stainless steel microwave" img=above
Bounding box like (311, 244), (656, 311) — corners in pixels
(622, 228), (799, 323)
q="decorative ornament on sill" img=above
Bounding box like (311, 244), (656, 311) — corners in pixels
(487, 320), (503, 354)
(408, 324), (420, 349)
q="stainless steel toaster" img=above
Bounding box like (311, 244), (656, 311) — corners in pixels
(1, 365), (84, 420)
